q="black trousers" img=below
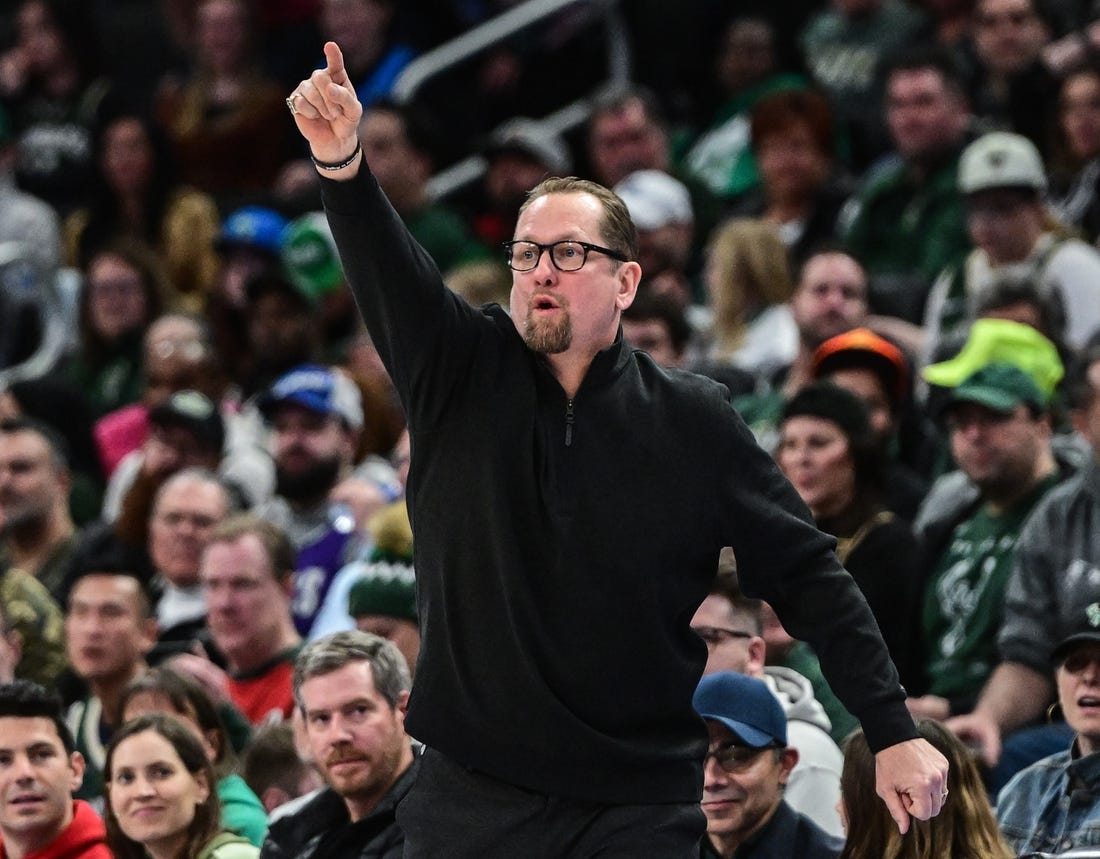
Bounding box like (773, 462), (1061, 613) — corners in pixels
(398, 748), (705, 858)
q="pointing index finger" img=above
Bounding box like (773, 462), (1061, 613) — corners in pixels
(324, 41), (348, 87)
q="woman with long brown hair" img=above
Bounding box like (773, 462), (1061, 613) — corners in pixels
(838, 718), (1013, 859)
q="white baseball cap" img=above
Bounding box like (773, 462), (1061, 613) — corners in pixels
(613, 169), (694, 231)
(958, 131), (1046, 194)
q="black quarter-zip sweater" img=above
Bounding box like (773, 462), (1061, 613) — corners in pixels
(321, 168), (916, 805)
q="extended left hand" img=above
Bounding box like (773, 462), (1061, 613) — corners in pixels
(875, 737), (949, 834)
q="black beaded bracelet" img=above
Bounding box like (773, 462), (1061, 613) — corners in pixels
(311, 141), (362, 172)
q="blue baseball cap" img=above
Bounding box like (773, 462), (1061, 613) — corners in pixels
(218, 206), (288, 255)
(693, 672), (787, 747)
(258, 364), (363, 430)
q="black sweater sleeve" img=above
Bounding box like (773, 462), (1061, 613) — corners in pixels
(717, 413), (916, 753)
(319, 167), (485, 431)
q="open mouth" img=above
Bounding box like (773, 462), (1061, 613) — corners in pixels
(1078, 695), (1100, 710)
(532, 295), (560, 311)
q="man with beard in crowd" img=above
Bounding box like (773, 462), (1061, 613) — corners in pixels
(256, 364), (395, 639)
(735, 249), (871, 451)
(259, 630), (418, 858)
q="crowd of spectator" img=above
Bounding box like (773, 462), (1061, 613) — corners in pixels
(7, 0), (1100, 856)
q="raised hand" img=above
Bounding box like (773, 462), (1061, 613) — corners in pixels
(286, 41), (364, 170)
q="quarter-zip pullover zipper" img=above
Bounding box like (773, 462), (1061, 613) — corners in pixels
(565, 398), (575, 447)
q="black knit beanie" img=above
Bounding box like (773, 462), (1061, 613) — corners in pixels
(781, 381), (873, 445)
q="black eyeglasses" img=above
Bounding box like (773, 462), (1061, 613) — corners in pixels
(704, 742), (780, 774)
(692, 626), (754, 648)
(503, 240), (628, 272)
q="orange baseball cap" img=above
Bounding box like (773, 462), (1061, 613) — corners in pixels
(812, 328), (909, 408)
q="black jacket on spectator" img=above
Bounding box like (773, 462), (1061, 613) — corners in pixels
(259, 755), (418, 859)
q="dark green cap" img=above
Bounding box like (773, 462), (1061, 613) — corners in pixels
(348, 501), (415, 622)
(347, 558), (416, 622)
(946, 362), (1046, 415)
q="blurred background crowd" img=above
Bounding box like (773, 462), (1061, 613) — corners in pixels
(7, 0), (1100, 856)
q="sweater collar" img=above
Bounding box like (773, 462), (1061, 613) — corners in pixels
(528, 327), (632, 396)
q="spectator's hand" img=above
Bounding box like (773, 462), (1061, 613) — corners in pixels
(875, 737), (950, 834)
(946, 710), (1001, 769)
(168, 648), (231, 706)
(329, 477), (387, 536)
(287, 42), (362, 169)
(906, 694), (950, 721)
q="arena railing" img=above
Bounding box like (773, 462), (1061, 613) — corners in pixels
(391, 0), (631, 202)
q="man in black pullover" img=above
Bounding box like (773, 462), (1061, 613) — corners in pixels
(285, 42), (949, 858)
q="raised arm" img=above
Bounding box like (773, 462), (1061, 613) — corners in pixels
(287, 42), (364, 180)
(285, 42), (485, 427)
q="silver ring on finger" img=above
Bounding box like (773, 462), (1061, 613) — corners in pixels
(286, 93), (301, 116)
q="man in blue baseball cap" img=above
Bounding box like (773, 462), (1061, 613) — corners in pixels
(694, 672), (843, 858)
(255, 365), (390, 640)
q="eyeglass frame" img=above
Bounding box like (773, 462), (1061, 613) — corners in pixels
(503, 239), (630, 272)
(692, 625), (755, 647)
(704, 740), (784, 774)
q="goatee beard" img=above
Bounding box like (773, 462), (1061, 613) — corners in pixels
(523, 308), (572, 354)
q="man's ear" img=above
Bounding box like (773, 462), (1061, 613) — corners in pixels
(615, 261), (642, 311)
(139, 616), (159, 655)
(69, 750), (86, 793)
(746, 635), (766, 676)
(261, 786), (291, 815)
(395, 690), (411, 721)
(778, 747), (799, 785)
(202, 729), (221, 763)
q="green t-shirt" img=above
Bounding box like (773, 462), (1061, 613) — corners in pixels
(922, 474), (1060, 701)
